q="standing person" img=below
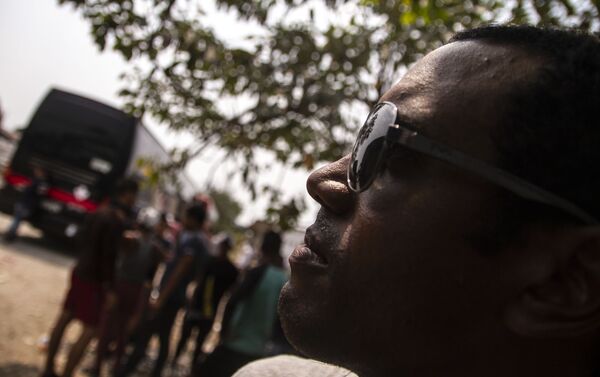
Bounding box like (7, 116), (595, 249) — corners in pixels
(116, 204), (209, 377)
(40, 178), (139, 377)
(126, 212), (173, 334)
(196, 230), (288, 377)
(90, 208), (167, 377)
(171, 234), (239, 370)
(4, 165), (48, 242)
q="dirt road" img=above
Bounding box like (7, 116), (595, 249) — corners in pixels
(0, 214), (198, 377)
(0, 214), (82, 376)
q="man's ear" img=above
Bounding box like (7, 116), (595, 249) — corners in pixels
(504, 227), (600, 338)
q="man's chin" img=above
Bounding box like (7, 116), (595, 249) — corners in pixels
(278, 282), (342, 362)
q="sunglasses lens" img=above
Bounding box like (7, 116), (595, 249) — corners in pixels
(348, 103), (397, 192)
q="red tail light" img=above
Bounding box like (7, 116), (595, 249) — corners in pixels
(3, 171), (98, 212)
(47, 188), (98, 212)
(4, 171), (31, 187)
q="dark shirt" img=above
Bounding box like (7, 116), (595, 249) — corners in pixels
(160, 230), (208, 306)
(191, 255), (239, 319)
(74, 203), (130, 288)
(117, 233), (164, 284)
(20, 176), (48, 212)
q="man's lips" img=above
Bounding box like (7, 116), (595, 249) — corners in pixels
(289, 244), (328, 266)
(289, 219), (334, 269)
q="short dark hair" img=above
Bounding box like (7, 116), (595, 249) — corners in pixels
(114, 177), (139, 196)
(261, 230), (282, 257)
(219, 235), (233, 251)
(451, 26), (600, 229)
(453, 27), (600, 368)
(185, 203), (207, 225)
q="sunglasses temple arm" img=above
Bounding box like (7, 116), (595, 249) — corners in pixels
(401, 132), (599, 225)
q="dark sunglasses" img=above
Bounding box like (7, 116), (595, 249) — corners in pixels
(347, 101), (598, 225)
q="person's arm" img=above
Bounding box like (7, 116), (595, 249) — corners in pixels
(228, 265), (266, 306)
(194, 252), (214, 288)
(221, 265), (267, 335)
(154, 254), (194, 309)
(152, 237), (171, 260)
(191, 257), (211, 306)
(127, 281), (153, 334)
(155, 235), (209, 308)
(120, 230), (142, 254)
(95, 212), (118, 291)
(145, 243), (162, 283)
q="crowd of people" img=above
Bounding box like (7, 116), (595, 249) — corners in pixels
(5, 177), (292, 377)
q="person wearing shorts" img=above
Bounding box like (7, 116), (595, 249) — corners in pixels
(40, 178), (139, 377)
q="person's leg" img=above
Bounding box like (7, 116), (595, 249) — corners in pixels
(41, 310), (73, 376)
(171, 316), (195, 367)
(115, 315), (156, 377)
(112, 319), (128, 374)
(93, 298), (118, 375)
(151, 304), (180, 377)
(4, 207), (24, 241)
(191, 319), (213, 367)
(61, 325), (96, 377)
(112, 290), (135, 373)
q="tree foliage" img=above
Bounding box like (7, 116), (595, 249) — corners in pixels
(209, 188), (243, 233)
(58, 0), (599, 228)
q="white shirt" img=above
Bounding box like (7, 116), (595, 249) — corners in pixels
(233, 355), (359, 377)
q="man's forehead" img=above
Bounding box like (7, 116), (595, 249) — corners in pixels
(379, 40), (541, 160)
(382, 41), (537, 108)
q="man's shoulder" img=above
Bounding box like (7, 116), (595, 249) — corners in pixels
(232, 355), (358, 377)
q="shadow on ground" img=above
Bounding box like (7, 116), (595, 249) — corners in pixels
(1, 233), (79, 268)
(20, 234), (78, 255)
(0, 363), (40, 377)
(0, 213), (78, 260)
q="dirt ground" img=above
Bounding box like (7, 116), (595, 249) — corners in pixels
(0, 214), (192, 377)
(0, 214), (77, 377)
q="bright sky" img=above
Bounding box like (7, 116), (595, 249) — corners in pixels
(0, 0), (322, 228)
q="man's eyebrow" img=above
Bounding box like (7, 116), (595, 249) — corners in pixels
(393, 106), (428, 136)
(381, 86), (414, 102)
(382, 88), (423, 118)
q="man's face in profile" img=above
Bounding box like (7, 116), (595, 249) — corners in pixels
(278, 40), (576, 375)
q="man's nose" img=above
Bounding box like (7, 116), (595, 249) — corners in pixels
(306, 155), (354, 216)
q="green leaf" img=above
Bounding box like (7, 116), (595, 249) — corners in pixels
(57, 0), (599, 227)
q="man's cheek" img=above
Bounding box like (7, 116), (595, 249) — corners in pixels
(339, 223), (353, 251)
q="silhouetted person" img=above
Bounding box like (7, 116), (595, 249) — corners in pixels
(172, 234), (239, 370)
(116, 204), (209, 377)
(196, 230), (287, 377)
(91, 208), (167, 377)
(4, 166), (48, 242)
(41, 178), (138, 377)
